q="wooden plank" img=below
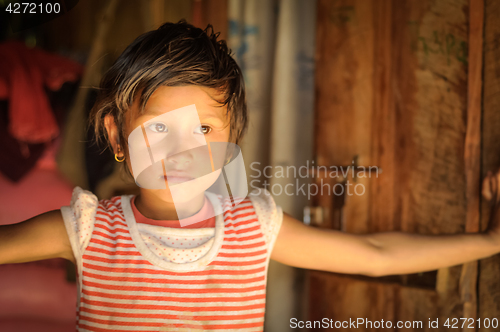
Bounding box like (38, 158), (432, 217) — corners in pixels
(390, 0), (468, 328)
(313, 0), (374, 233)
(141, 0), (166, 31)
(460, 0), (484, 329)
(308, 271), (398, 332)
(141, 1), (193, 34)
(56, 0), (120, 188)
(477, 0), (500, 330)
(192, 0), (228, 40)
(164, 0), (193, 24)
(370, 0), (396, 233)
(393, 0), (468, 236)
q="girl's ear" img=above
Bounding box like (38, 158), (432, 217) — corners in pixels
(104, 114), (122, 155)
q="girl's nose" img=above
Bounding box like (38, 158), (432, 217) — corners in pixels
(165, 149), (193, 168)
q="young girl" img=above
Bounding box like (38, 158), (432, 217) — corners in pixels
(1, 21), (500, 332)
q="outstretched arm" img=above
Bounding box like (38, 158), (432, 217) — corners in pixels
(271, 171), (500, 277)
(0, 210), (75, 264)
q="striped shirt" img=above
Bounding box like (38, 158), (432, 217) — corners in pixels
(61, 187), (283, 332)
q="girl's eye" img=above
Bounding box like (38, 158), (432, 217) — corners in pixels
(195, 125), (212, 135)
(148, 122), (168, 133)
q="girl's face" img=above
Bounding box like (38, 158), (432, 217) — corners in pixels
(107, 85), (231, 204)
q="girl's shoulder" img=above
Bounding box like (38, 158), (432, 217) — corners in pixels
(61, 187), (125, 259)
(63, 187), (99, 231)
(67, 186), (125, 214)
(246, 187), (284, 249)
(68, 186), (98, 209)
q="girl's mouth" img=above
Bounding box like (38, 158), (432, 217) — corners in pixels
(159, 173), (194, 184)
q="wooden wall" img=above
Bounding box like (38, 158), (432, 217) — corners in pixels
(42, 0), (195, 58)
(310, 0), (500, 330)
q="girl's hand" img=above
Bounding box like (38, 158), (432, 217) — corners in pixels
(482, 169), (500, 243)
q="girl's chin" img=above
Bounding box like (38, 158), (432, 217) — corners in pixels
(142, 187), (204, 204)
(138, 187), (173, 202)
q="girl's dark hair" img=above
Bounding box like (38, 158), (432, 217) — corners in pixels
(90, 20), (248, 149)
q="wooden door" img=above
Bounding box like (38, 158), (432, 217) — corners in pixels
(309, 0), (500, 331)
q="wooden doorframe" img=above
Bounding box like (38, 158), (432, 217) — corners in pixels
(460, 0), (484, 330)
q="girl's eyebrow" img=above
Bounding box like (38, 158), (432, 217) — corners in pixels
(141, 107), (167, 116)
(200, 115), (225, 126)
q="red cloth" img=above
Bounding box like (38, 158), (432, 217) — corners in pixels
(0, 41), (83, 143)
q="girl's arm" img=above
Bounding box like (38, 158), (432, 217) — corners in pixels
(0, 211), (75, 264)
(271, 172), (500, 277)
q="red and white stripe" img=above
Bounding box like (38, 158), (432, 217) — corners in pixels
(76, 196), (270, 332)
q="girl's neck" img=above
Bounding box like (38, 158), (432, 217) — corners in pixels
(134, 190), (206, 220)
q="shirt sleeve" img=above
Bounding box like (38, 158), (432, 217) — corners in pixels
(248, 187), (284, 255)
(60, 186), (98, 261)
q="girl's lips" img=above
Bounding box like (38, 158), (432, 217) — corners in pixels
(159, 174), (194, 184)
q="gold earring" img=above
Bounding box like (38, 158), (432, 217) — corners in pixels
(115, 153), (125, 162)
(225, 158), (231, 165)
